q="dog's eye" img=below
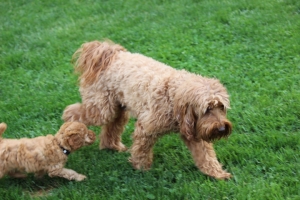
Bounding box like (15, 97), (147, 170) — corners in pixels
(220, 105), (225, 111)
(220, 105), (226, 112)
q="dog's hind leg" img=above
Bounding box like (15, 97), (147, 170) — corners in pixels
(99, 108), (129, 152)
(129, 121), (158, 170)
(63, 98), (129, 151)
(183, 139), (231, 180)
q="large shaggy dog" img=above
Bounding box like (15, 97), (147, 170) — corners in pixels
(0, 122), (96, 181)
(63, 40), (233, 179)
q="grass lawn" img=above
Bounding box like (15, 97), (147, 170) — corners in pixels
(0, 0), (299, 199)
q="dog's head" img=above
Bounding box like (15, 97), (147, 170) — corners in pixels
(55, 122), (96, 151)
(174, 77), (232, 142)
(195, 101), (232, 141)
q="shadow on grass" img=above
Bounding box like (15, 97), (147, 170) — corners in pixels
(0, 175), (69, 198)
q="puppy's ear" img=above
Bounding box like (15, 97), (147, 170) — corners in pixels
(175, 104), (196, 141)
(85, 130), (96, 144)
(58, 122), (73, 134)
(67, 133), (84, 150)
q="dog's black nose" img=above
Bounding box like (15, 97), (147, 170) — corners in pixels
(218, 126), (225, 132)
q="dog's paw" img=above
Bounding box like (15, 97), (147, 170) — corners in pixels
(214, 172), (232, 180)
(99, 142), (127, 152)
(75, 174), (87, 181)
(129, 158), (152, 171)
(117, 143), (127, 152)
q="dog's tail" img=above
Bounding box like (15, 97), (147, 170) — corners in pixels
(0, 122), (7, 139)
(72, 40), (126, 86)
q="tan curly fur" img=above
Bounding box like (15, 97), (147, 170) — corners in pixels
(63, 40), (233, 179)
(0, 122), (96, 181)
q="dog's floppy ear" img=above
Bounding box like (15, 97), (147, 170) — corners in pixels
(67, 133), (84, 151)
(175, 104), (196, 141)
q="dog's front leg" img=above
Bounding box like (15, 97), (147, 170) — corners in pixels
(183, 139), (231, 180)
(129, 122), (158, 170)
(48, 168), (86, 181)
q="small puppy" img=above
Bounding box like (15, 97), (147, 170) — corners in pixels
(0, 122), (96, 181)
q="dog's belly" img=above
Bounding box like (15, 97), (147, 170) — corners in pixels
(117, 87), (178, 134)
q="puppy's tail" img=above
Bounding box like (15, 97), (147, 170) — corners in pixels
(73, 40), (126, 86)
(0, 122), (7, 139)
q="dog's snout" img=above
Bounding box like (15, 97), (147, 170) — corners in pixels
(218, 126), (225, 132)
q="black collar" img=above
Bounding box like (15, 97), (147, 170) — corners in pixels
(60, 146), (71, 156)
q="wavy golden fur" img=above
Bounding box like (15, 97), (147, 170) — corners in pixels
(0, 122), (96, 181)
(63, 40), (233, 179)
(73, 40), (126, 87)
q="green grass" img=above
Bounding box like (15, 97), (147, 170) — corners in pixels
(0, 0), (299, 199)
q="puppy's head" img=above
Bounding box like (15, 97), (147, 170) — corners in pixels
(55, 122), (96, 151)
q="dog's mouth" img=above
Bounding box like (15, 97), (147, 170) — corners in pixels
(199, 121), (232, 142)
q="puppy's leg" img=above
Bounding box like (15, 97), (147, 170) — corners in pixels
(100, 109), (129, 152)
(48, 168), (86, 181)
(0, 165), (4, 179)
(129, 121), (158, 170)
(8, 171), (27, 178)
(0, 171), (4, 179)
(183, 139), (231, 180)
